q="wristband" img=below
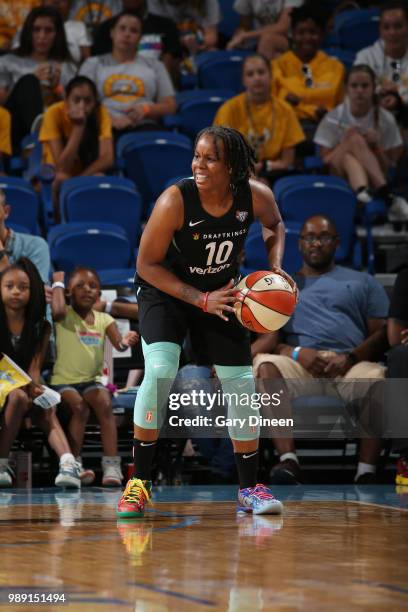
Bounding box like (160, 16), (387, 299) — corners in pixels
(52, 281), (65, 290)
(291, 346), (301, 361)
(142, 103), (151, 117)
(118, 342), (128, 352)
(201, 292), (210, 313)
(105, 301), (113, 314)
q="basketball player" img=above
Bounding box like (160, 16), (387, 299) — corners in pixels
(117, 126), (296, 518)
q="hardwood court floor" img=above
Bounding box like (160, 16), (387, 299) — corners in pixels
(0, 485), (406, 611)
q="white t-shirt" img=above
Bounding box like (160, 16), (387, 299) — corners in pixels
(355, 39), (408, 104)
(233, 0), (303, 28)
(79, 53), (175, 116)
(147, 0), (221, 27)
(314, 99), (403, 151)
(12, 21), (91, 64)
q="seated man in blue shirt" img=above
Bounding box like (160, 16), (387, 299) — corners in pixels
(252, 214), (389, 484)
(0, 189), (50, 283)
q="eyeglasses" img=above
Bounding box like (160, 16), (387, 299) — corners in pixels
(300, 234), (337, 245)
(302, 64), (313, 88)
(390, 60), (401, 83)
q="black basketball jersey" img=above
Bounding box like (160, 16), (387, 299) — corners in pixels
(163, 178), (254, 291)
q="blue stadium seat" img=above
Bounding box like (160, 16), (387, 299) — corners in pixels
(0, 176), (40, 235)
(8, 222), (31, 234)
(116, 131), (193, 214)
(276, 179), (359, 265)
(218, 0), (241, 42)
(98, 268), (136, 287)
(274, 175), (348, 204)
(325, 47), (356, 70)
(60, 176), (142, 248)
(241, 221), (302, 276)
(48, 222), (133, 273)
(164, 90), (234, 139)
(197, 50), (249, 93)
(334, 9), (380, 52)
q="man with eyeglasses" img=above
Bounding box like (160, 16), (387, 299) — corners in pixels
(252, 214), (389, 485)
(355, 1), (408, 116)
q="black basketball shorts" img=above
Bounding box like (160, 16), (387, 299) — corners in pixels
(137, 284), (252, 367)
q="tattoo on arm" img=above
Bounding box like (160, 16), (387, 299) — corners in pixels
(179, 284), (201, 306)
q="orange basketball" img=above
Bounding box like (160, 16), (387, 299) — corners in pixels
(233, 270), (296, 333)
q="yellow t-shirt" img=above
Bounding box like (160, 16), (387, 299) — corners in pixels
(51, 306), (114, 385)
(272, 50), (345, 120)
(0, 0), (39, 50)
(213, 93), (305, 161)
(39, 101), (112, 174)
(0, 107), (11, 156)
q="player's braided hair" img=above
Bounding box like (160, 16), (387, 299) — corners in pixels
(194, 126), (256, 186)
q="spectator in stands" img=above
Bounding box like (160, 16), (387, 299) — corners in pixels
(147, 0), (221, 55)
(272, 4), (344, 140)
(314, 64), (408, 223)
(227, 0), (303, 60)
(79, 11), (176, 136)
(252, 214), (389, 485)
(0, 189), (51, 284)
(355, 1), (408, 130)
(0, 6), (76, 154)
(213, 53), (305, 185)
(50, 267), (139, 486)
(39, 75), (113, 219)
(0, 257), (81, 488)
(91, 0), (183, 86)
(0, 0), (40, 52)
(69, 0), (122, 36)
(387, 268), (408, 487)
(0, 108), (11, 174)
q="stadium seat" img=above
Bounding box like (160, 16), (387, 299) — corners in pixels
(276, 179), (361, 266)
(8, 222), (31, 234)
(60, 176), (142, 248)
(274, 175), (347, 204)
(98, 268), (136, 287)
(48, 222), (133, 273)
(334, 9), (380, 52)
(325, 47), (356, 71)
(0, 176), (40, 235)
(218, 0), (241, 43)
(116, 131), (193, 214)
(197, 50), (249, 93)
(164, 90), (234, 139)
(241, 221), (302, 276)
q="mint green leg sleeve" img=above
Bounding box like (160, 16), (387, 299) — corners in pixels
(214, 365), (260, 441)
(134, 340), (181, 430)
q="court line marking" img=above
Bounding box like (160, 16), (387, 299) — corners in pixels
(348, 499), (408, 512)
(353, 579), (408, 596)
(126, 581), (215, 607)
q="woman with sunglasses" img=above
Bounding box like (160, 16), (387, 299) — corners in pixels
(272, 4), (344, 140)
(356, 1), (408, 125)
(314, 64), (408, 223)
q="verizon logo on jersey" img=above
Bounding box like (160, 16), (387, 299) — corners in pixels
(189, 263), (232, 275)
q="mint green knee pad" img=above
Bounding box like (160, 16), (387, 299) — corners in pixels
(134, 340), (181, 429)
(214, 365), (260, 441)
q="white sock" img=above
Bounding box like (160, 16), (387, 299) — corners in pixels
(280, 452), (299, 464)
(60, 453), (75, 465)
(354, 462), (376, 482)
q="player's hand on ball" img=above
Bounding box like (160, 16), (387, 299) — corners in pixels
(297, 348), (327, 377)
(206, 280), (237, 321)
(122, 331), (140, 346)
(271, 266), (299, 302)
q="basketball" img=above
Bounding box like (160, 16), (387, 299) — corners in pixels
(233, 270), (296, 333)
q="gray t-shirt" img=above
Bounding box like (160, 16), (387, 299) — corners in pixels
(0, 54), (76, 90)
(79, 53), (175, 116)
(314, 99), (402, 151)
(233, 0), (303, 28)
(147, 0), (221, 27)
(355, 39), (408, 104)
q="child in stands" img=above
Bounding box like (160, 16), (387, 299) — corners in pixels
(50, 266), (139, 486)
(0, 257), (80, 488)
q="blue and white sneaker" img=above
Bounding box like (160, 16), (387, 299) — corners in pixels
(55, 459), (81, 489)
(237, 483), (283, 515)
